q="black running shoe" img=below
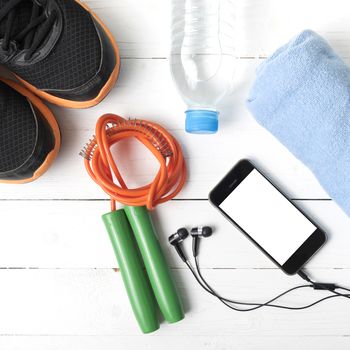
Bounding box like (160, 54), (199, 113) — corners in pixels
(0, 0), (120, 108)
(0, 78), (60, 183)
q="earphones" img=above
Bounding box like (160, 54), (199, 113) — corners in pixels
(191, 226), (212, 257)
(169, 228), (189, 262)
(168, 226), (212, 261)
(169, 226), (350, 312)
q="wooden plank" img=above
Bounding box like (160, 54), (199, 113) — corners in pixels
(81, 0), (350, 58)
(232, 0), (350, 58)
(0, 0), (349, 346)
(0, 58), (335, 200)
(0, 335), (349, 350)
(0, 200), (348, 269)
(0, 268), (348, 336)
(84, 0), (169, 58)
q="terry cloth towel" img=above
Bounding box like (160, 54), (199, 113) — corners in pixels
(247, 30), (350, 216)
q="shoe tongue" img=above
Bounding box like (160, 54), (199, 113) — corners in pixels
(0, 0), (33, 44)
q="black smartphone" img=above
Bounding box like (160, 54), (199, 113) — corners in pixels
(209, 159), (326, 275)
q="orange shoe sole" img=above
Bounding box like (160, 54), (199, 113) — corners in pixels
(14, 0), (120, 109)
(0, 78), (61, 184)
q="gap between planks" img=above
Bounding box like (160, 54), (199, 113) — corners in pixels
(0, 266), (350, 272)
(0, 198), (332, 201)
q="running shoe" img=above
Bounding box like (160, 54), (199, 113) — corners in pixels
(0, 0), (120, 108)
(0, 78), (60, 183)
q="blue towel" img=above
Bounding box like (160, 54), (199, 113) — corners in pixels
(247, 30), (350, 216)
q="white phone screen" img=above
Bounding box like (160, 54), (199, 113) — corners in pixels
(219, 169), (316, 265)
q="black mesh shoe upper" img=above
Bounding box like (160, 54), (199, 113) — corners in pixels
(0, 80), (37, 173)
(0, 80), (56, 181)
(0, 0), (108, 94)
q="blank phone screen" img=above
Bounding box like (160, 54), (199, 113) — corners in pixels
(219, 169), (316, 265)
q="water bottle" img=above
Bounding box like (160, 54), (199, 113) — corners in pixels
(170, 0), (236, 134)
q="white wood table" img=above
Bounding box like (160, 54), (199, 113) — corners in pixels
(1, 0), (350, 349)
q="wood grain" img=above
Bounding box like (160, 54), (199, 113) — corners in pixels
(0, 336), (349, 350)
(1, 0), (350, 348)
(83, 0), (350, 59)
(0, 269), (349, 336)
(0, 59), (332, 200)
(0, 200), (348, 269)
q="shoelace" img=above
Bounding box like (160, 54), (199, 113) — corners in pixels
(0, 0), (57, 60)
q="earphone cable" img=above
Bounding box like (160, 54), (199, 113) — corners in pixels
(186, 259), (314, 310)
(193, 257), (313, 311)
(190, 256), (350, 311)
(172, 229), (350, 311)
(298, 269), (350, 300)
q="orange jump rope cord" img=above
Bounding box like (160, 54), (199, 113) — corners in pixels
(84, 114), (187, 211)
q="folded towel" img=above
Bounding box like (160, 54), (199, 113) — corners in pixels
(247, 30), (350, 216)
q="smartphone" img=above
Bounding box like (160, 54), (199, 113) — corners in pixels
(209, 159), (326, 275)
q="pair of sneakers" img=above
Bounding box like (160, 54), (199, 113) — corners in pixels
(0, 0), (119, 183)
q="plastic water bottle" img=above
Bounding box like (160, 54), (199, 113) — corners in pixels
(170, 0), (236, 134)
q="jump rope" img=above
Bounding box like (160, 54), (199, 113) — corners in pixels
(80, 113), (186, 333)
(81, 113), (186, 211)
(81, 114), (350, 332)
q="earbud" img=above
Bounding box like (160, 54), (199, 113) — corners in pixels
(190, 226), (213, 257)
(191, 226), (213, 237)
(168, 228), (189, 262)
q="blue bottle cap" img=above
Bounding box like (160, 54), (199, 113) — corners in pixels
(185, 109), (218, 134)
